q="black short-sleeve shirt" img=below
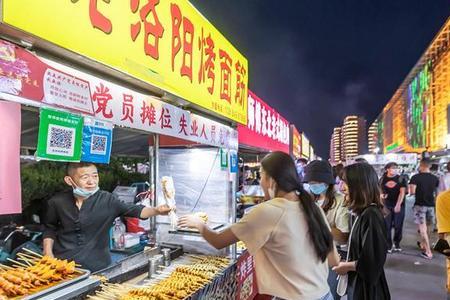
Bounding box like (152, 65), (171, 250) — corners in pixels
(43, 190), (144, 272)
(380, 175), (407, 207)
(409, 173), (440, 207)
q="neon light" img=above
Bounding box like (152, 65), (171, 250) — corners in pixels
(407, 61), (432, 149)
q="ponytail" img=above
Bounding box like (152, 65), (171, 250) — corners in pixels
(260, 151), (334, 262)
(296, 184), (333, 262)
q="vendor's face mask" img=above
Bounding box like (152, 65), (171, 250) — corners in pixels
(67, 176), (99, 199)
(72, 185), (99, 198)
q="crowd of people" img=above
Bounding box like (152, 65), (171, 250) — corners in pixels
(182, 152), (394, 299)
(180, 152), (450, 299)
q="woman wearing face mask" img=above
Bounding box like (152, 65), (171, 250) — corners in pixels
(333, 163), (391, 300)
(304, 160), (350, 300)
(179, 151), (339, 300)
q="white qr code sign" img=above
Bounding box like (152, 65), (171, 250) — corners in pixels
(46, 124), (76, 156)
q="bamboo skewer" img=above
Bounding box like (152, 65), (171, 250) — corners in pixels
(22, 248), (43, 258)
(17, 252), (39, 261)
(17, 253), (36, 264)
(7, 258), (29, 268)
(0, 263), (14, 271)
(17, 258), (33, 267)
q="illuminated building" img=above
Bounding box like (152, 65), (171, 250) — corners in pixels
(368, 121), (378, 153)
(342, 116), (367, 160)
(330, 127), (342, 164)
(373, 17), (450, 153)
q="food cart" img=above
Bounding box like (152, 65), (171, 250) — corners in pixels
(0, 0), (249, 298)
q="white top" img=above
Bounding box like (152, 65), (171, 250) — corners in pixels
(439, 173), (450, 194)
(324, 193), (350, 238)
(231, 198), (330, 300)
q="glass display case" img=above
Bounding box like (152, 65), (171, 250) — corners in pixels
(155, 147), (236, 256)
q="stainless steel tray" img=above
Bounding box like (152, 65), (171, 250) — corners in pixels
(169, 223), (224, 234)
(22, 268), (91, 300)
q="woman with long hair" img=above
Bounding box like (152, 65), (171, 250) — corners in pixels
(333, 163), (391, 300)
(179, 151), (339, 300)
(304, 160), (350, 300)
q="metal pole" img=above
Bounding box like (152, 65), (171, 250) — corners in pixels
(230, 150), (237, 260)
(149, 134), (159, 232)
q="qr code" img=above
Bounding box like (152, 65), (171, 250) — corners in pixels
(46, 124), (75, 156)
(90, 134), (107, 155)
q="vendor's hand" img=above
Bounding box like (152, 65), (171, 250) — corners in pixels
(43, 250), (54, 258)
(394, 204), (401, 214)
(156, 204), (172, 215)
(178, 215), (203, 229)
(332, 262), (352, 276)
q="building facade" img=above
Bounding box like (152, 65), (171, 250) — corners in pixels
(330, 127), (342, 164)
(373, 17), (450, 154)
(368, 121), (379, 153)
(329, 116), (367, 162)
(342, 116), (367, 160)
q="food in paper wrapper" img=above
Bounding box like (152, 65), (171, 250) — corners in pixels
(161, 176), (178, 229)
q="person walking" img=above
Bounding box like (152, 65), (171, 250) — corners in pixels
(380, 162), (407, 253)
(179, 151), (339, 300)
(409, 159), (440, 259)
(296, 158), (308, 183)
(332, 163), (390, 300)
(304, 160), (350, 300)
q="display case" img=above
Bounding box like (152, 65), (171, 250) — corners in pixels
(155, 147), (236, 257)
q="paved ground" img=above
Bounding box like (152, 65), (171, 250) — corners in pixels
(384, 197), (447, 300)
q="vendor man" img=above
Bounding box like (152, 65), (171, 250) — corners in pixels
(43, 162), (171, 272)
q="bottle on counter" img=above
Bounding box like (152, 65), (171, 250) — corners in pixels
(113, 218), (126, 249)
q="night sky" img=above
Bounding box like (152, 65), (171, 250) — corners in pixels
(190, 0), (450, 157)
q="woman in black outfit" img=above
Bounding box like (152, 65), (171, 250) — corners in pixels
(333, 163), (391, 300)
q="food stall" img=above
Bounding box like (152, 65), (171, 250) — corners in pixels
(236, 91), (290, 212)
(290, 125), (303, 161)
(0, 0), (249, 298)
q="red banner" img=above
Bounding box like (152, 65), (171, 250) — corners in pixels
(0, 39), (238, 150)
(238, 91), (290, 153)
(0, 40), (94, 115)
(236, 251), (258, 300)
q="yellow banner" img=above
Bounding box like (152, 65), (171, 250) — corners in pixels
(2, 0), (248, 124)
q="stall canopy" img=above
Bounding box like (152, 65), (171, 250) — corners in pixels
(237, 91), (290, 154)
(0, 40), (238, 155)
